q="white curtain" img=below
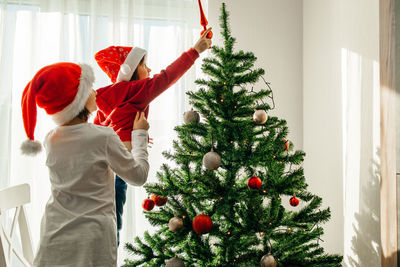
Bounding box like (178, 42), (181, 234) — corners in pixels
(0, 0), (208, 265)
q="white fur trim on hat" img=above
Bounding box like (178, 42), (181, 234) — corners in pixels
(116, 47), (147, 82)
(21, 139), (42, 156)
(51, 63), (95, 125)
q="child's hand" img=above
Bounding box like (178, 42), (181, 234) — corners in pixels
(133, 112), (150, 131)
(194, 27), (212, 54)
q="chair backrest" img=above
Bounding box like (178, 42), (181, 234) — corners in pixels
(0, 184), (34, 267)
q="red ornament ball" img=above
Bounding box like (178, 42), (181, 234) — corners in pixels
(192, 214), (212, 234)
(151, 194), (168, 206)
(142, 198), (155, 211)
(289, 196), (299, 207)
(283, 139), (290, 151)
(247, 176), (262, 190)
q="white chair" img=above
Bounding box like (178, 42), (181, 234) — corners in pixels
(0, 184), (34, 267)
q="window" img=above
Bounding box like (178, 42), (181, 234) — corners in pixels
(0, 1), (206, 263)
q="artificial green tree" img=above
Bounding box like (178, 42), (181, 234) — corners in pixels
(123, 3), (342, 267)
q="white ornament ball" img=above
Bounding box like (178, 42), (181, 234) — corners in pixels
(119, 63), (132, 75)
(184, 109), (200, 124)
(253, 110), (268, 124)
(169, 216), (183, 232)
(202, 150), (221, 170)
(260, 254), (277, 267)
(166, 257), (185, 267)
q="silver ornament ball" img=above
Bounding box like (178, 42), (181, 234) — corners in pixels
(260, 254), (277, 267)
(253, 110), (268, 124)
(183, 109), (200, 124)
(168, 216), (183, 232)
(202, 150), (221, 170)
(166, 257), (185, 267)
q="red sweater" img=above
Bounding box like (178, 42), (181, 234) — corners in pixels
(94, 48), (199, 141)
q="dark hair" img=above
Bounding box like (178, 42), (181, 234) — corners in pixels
(130, 56), (146, 81)
(76, 107), (91, 122)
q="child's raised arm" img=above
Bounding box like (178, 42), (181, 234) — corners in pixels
(122, 27), (213, 110)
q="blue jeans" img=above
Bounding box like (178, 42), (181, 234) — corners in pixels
(115, 175), (127, 246)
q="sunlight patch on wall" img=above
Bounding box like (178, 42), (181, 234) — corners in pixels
(341, 47), (362, 265)
(341, 48), (381, 267)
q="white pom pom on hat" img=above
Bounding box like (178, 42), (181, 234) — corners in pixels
(21, 139), (42, 156)
(20, 62), (95, 156)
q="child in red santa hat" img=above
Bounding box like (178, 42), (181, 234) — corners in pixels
(93, 27), (212, 244)
(20, 62), (150, 267)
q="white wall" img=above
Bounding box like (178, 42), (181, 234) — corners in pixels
(304, 0), (380, 266)
(208, 0), (303, 149)
(303, 0), (344, 257)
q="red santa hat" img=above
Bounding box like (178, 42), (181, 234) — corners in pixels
(94, 46), (147, 83)
(21, 62), (95, 156)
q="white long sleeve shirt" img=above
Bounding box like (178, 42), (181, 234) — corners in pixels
(33, 123), (149, 267)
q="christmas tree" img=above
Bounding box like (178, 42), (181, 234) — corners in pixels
(123, 3), (343, 267)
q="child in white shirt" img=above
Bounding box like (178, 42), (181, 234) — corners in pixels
(20, 62), (149, 267)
